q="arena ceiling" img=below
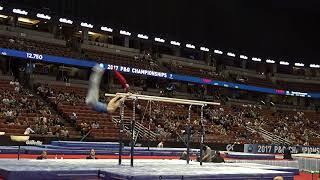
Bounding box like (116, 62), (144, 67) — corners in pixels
(3, 0), (320, 64)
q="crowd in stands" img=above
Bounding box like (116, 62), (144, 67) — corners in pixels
(11, 79), (320, 145)
(1, 74), (320, 146)
(0, 80), (72, 138)
(205, 105), (266, 144)
(0, 33), (319, 146)
(35, 83), (103, 137)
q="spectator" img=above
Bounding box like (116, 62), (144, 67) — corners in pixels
(91, 121), (100, 129)
(39, 124), (48, 135)
(157, 141), (164, 148)
(36, 150), (48, 160)
(86, 149), (97, 159)
(80, 123), (90, 135)
(4, 109), (15, 124)
(180, 151), (188, 160)
(70, 112), (77, 124)
(156, 125), (163, 135)
(24, 126), (35, 135)
(60, 127), (69, 138)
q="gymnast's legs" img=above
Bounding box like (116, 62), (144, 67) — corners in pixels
(85, 64), (129, 113)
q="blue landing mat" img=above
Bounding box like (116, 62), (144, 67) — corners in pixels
(0, 159), (296, 180)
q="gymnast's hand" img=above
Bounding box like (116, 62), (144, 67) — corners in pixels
(107, 93), (132, 113)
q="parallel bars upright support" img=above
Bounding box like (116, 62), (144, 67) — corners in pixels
(118, 101), (125, 165)
(186, 104), (192, 164)
(200, 104), (205, 166)
(130, 98), (137, 167)
(105, 93), (220, 167)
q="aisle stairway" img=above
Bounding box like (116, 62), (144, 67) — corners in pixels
(246, 126), (292, 145)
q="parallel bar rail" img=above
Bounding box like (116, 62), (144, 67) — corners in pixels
(105, 93), (220, 106)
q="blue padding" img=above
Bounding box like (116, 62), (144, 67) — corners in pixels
(0, 145), (196, 156)
(50, 141), (119, 148)
(225, 152), (275, 160)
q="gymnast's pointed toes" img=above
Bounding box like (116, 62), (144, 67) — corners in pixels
(92, 63), (105, 73)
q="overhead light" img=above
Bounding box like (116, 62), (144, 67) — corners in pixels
(280, 61), (289, 65)
(252, 57), (261, 62)
(200, 47), (209, 52)
(0, 14), (8, 19)
(79, 30), (97, 35)
(0, 6), (3, 11)
(227, 52), (235, 57)
(310, 64), (320, 68)
(88, 31), (98, 35)
(81, 22), (93, 28)
(59, 18), (73, 24)
(13, 8), (28, 15)
(18, 17), (40, 24)
(186, 44), (195, 49)
(266, 59), (275, 64)
(214, 50), (223, 54)
(294, 62), (304, 67)
(240, 55), (248, 60)
(101, 26), (113, 32)
(170, 41), (180, 46)
(36, 13), (51, 20)
(120, 30), (131, 36)
(154, 37), (165, 43)
(137, 34), (148, 39)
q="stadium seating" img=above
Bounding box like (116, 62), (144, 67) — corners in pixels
(0, 78), (79, 137)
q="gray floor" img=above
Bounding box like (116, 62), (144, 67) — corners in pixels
(0, 159), (295, 177)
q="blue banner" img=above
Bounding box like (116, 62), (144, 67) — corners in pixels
(1, 48), (320, 98)
(244, 144), (320, 154)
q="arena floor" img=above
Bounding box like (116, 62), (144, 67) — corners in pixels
(0, 159), (296, 180)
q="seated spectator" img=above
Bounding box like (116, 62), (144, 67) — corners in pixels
(157, 141), (164, 148)
(211, 151), (225, 163)
(180, 151), (188, 160)
(60, 127), (69, 138)
(70, 112), (77, 124)
(80, 123), (90, 135)
(86, 149), (97, 159)
(36, 150), (48, 160)
(24, 126), (35, 135)
(4, 109), (15, 124)
(91, 121), (100, 129)
(2, 97), (10, 105)
(39, 124), (48, 135)
(156, 125), (163, 135)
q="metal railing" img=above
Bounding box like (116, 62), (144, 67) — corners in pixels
(246, 126), (292, 145)
(112, 116), (157, 141)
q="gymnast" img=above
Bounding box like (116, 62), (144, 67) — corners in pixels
(86, 64), (130, 113)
